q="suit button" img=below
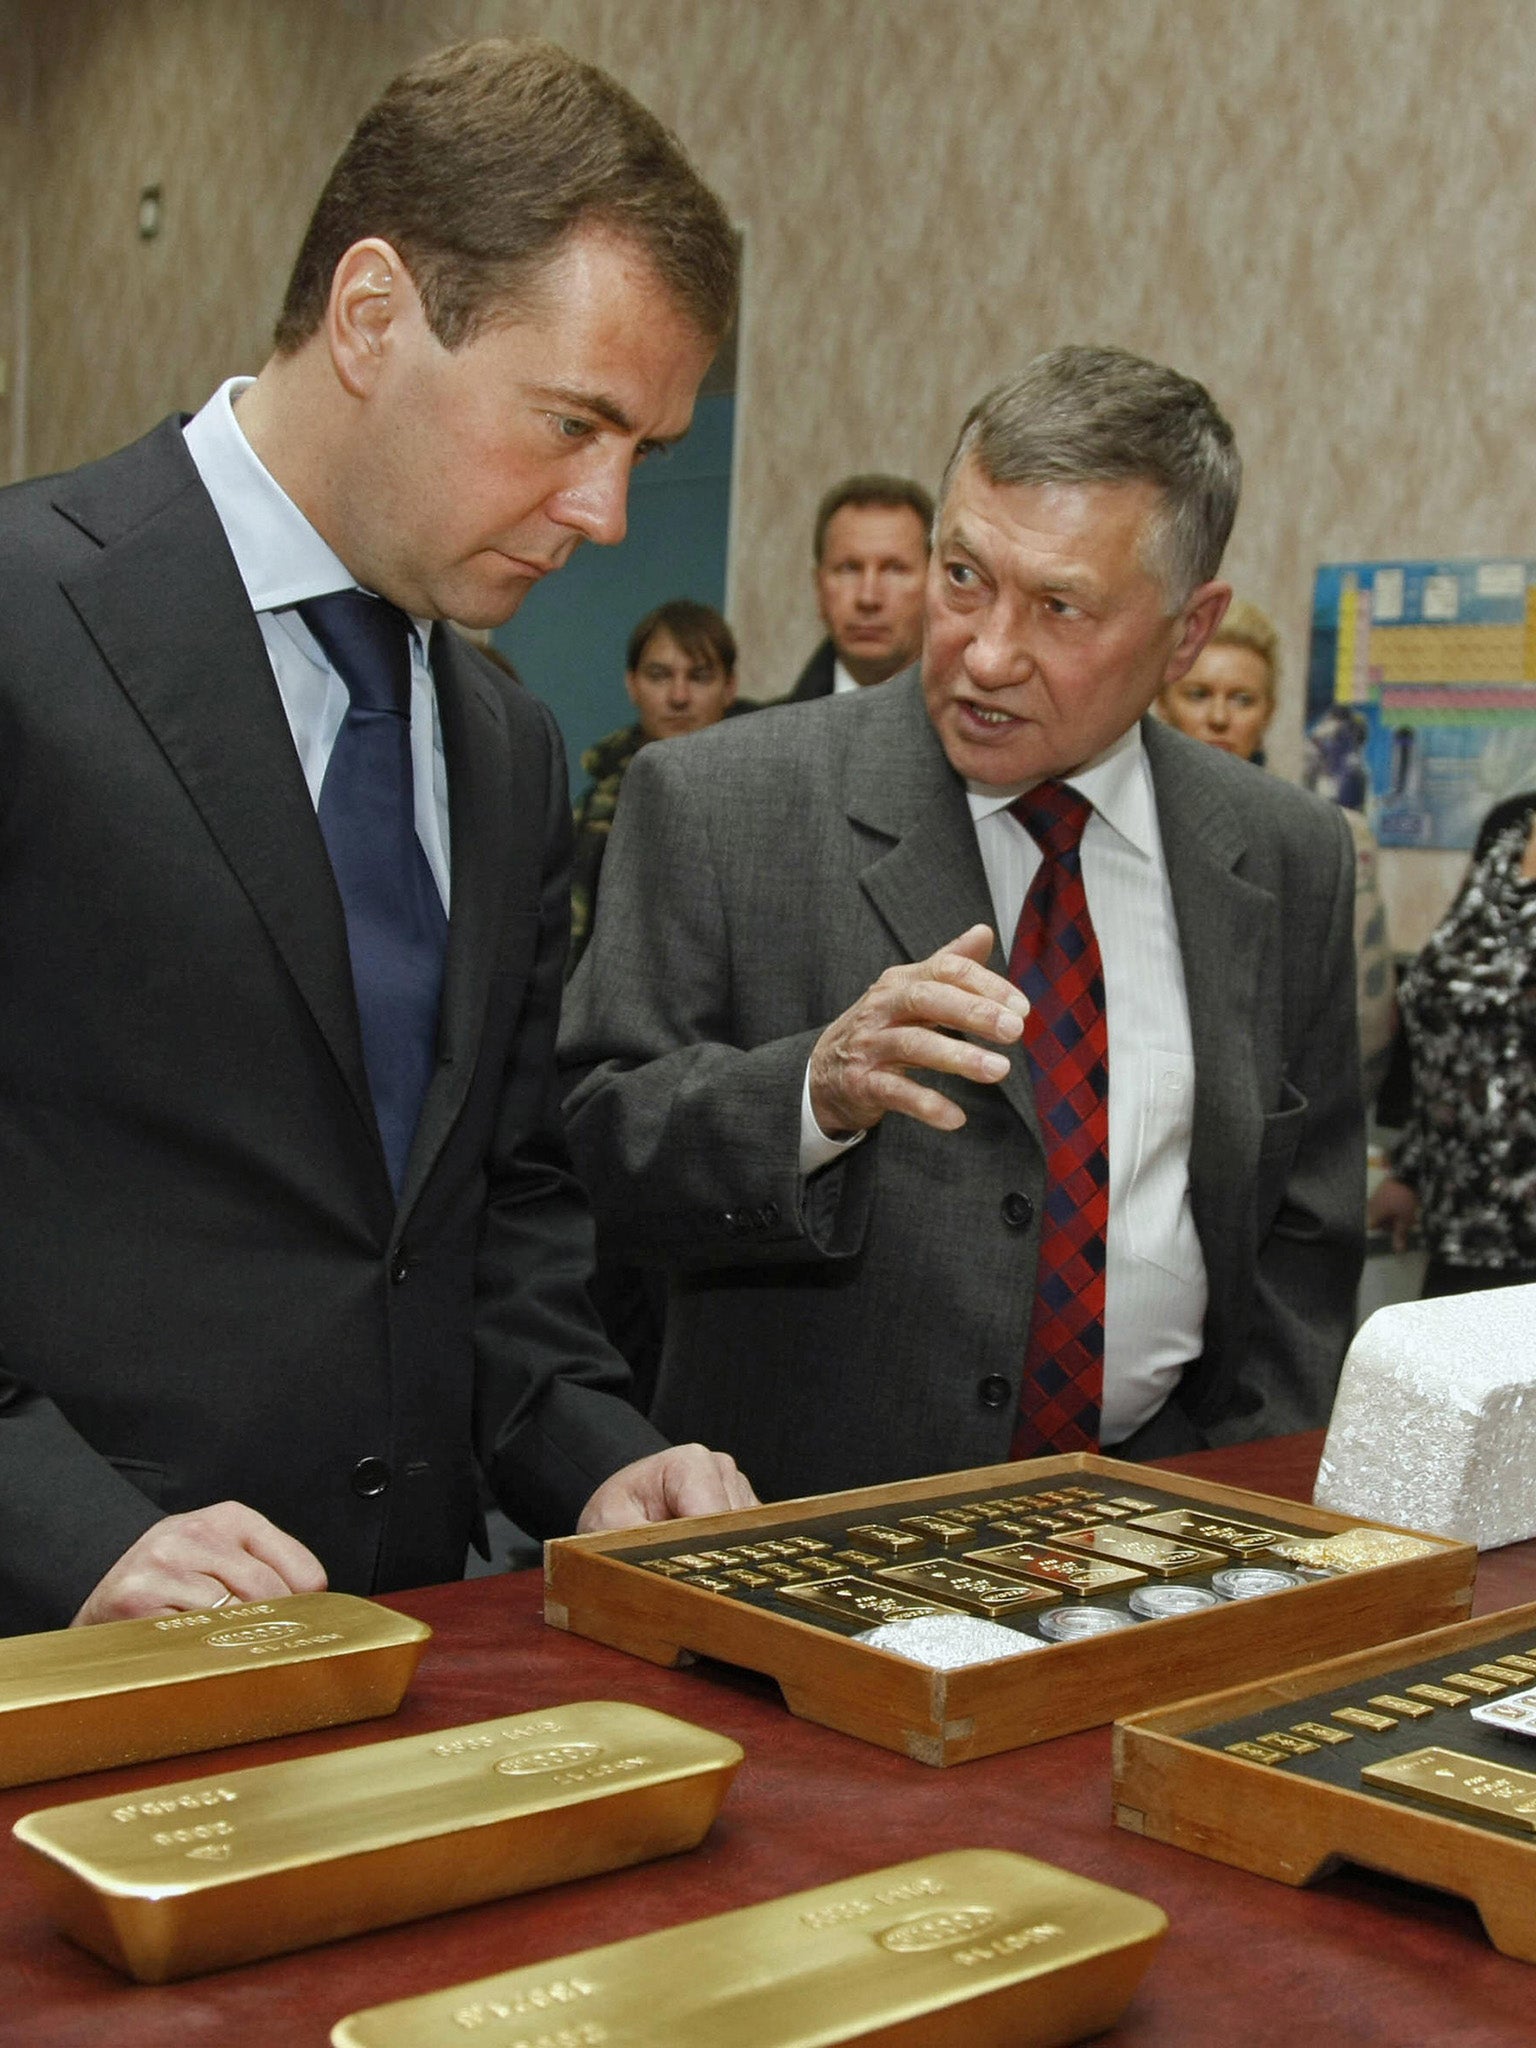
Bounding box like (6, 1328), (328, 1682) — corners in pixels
(390, 1251), (409, 1284)
(977, 1374), (1011, 1409)
(1001, 1191), (1034, 1230)
(351, 1456), (391, 1498)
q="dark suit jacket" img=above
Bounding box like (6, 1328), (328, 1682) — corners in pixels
(784, 638), (836, 702)
(560, 672), (1364, 1504)
(0, 419), (664, 1634)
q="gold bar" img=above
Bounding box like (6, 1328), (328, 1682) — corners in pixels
(1362, 1747), (1536, 1829)
(897, 1515), (974, 1547)
(331, 1848), (1167, 2048)
(1405, 1684), (1471, 1706)
(966, 1541), (1146, 1596)
(1333, 1706), (1397, 1731)
(1370, 1694), (1435, 1719)
(0, 1593), (428, 1791)
(1292, 1721), (1353, 1745)
(875, 1558), (1058, 1617)
(775, 1575), (962, 1627)
(14, 1700), (741, 1983)
(1045, 1527), (1227, 1578)
(1442, 1671), (1510, 1695)
(844, 1524), (926, 1556)
(1125, 1508), (1292, 1554)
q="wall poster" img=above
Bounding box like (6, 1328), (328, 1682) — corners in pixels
(1306, 558), (1536, 849)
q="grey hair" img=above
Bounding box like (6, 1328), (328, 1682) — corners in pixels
(938, 345), (1241, 608)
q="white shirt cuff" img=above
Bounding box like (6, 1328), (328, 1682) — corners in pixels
(800, 1062), (866, 1176)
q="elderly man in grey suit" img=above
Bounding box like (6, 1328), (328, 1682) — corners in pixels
(560, 346), (1364, 1505)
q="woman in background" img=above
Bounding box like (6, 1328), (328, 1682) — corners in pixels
(1158, 600), (1396, 1101)
(1368, 792), (1536, 1295)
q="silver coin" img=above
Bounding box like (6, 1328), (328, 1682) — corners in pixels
(1037, 1604), (1137, 1641)
(1211, 1566), (1306, 1600)
(1128, 1584), (1222, 1620)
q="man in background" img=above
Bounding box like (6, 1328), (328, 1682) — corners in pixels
(569, 597), (743, 973)
(0, 37), (754, 1635)
(562, 347), (1363, 1504)
(784, 473), (932, 700)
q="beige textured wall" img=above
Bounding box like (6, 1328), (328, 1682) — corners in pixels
(12, 0), (1536, 939)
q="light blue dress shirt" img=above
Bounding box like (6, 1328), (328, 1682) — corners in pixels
(182, 376), (451, 909)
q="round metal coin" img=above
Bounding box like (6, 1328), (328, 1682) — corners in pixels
(1037, 1604), (1137, 1641)
(1211, 1566), (1306, 1600)
(1128, 1584), (1222, 1620)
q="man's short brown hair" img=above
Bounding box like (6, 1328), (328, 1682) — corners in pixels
(626, 598), (736, 677)
(274, 38), (738, 354)
(812, 474), (935, 566)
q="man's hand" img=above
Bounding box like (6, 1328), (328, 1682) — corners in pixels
(577, 1445), (757, 1533)
(72, 1502), (328, 1627)
(808, 923), (1028, 1137)
(1367, 1175), (1419, 1255)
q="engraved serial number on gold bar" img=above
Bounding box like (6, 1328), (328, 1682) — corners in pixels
(1362, 1747), (1536, 1829)
(1126, 1509), (1291, 1553)
(775, 1575), (963, 1626)
(876, 1557), (1056, 1616)
(964, 1541), (1147, 1595)
(1046, 1527), (1227, 1577)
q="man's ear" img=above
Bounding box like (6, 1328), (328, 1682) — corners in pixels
(1163, 581), (1232, 686)
(622, 669), (643, 711)
(326, 238), (414, 398)
(722, 670), (739, 707)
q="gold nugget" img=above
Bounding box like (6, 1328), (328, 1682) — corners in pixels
(331, 1847), (1167, 2048)
(14, 1701), (741, 1983)
(0, 1593), (427, 1792)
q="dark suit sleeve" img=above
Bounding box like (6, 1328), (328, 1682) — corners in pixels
(559, 742), (876, 1272)
(471, 698), (669, 1537)
(1208, 802), (1365, 1444)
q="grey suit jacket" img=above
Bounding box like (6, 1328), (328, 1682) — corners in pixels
(0, 419), (663, 1632)
(560, 670), (1364, 1504)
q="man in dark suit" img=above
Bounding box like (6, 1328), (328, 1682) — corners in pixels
(0, 38), (753, 1636)
(562, 347), (1364, 1504)
(784, 474), (933, 701)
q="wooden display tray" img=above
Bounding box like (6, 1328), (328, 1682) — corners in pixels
(1113, 1601), (1536, 1962)
(545, 1455), (1474, 1766)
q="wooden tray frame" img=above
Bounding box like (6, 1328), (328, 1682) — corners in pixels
(545, 1454), (1475, 1767)
(1113, 1600), (1536, 1962)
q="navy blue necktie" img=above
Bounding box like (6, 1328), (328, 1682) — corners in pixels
(299, 590), (447, 1195)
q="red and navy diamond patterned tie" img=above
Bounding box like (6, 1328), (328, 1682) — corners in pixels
(1006, 782), (1109, 1456)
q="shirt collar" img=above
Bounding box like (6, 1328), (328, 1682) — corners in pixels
(964, 720), (1157, 858)
(183, 376), (432, 648)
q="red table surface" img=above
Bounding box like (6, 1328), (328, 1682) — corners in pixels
(4, 1432), (1535, 2048)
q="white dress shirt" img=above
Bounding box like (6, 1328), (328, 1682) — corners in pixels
(800, 720), (1207, 1444)
(182, 377), (451, 908)
(831, 657), (863, 696)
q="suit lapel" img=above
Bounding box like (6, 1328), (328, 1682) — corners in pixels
(848, 677), (1042, 1140)
(396, 628), (514, 1213)
(1143, 719), (1274, 1228)
(56, 437), (378, 1152)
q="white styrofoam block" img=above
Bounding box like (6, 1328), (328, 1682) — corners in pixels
(1314, 1284), (1536, 1550)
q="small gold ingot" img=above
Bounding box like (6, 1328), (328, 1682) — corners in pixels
(985, 1518), (1038, 1540)
(1496, 1655), (1536, 1676)
(1362, 1747), (1536, 1831)
(1333, 1706), (1398, 1731)
(776, 1576), (963, 1628)
(1443, 1672), (1510, 1695)
(876, 1558), (1057, 1617)
(1127, 1509), (1291, 1554)
(1260, 1732), (1320, 1756)
(965, 1541), (1147, 1596)
(684, 1576), (734, 1593)
(1047, 1527), (1227, 1578)
(729, 1572), (773, 1590)
(758, 1564), (806, 1584)
(14, 1701), (741, 1983)
(1405, 1684), (1471, 1707)
(790, 1538), (833, 1556)
(1369, 1694), (1435, 1720)
(834, 1549), (884, 1568)
(1225, 1742), (1286, 1764)
(1292, 1721), (1353, 1745)
(641, 1560), (694, 1578)
(0, 1593), (428, 1792)
(845, 1525), (925, 1556)
(1471, 1664), (1522, 1683)
(897, 1516), (973, 1547)
(331, 1848), (1167, 2048)
(1107, 1497), (1159, 1512)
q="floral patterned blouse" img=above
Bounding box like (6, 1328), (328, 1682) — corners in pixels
(1393, 793), (1536, 1268)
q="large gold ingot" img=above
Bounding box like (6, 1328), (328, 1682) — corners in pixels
(0, 1592), (429, 1789)
(1363, 1746), (1536, 1829)
(332, 1848), (1165, 2048)
(14, 1700), (742, 1981)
